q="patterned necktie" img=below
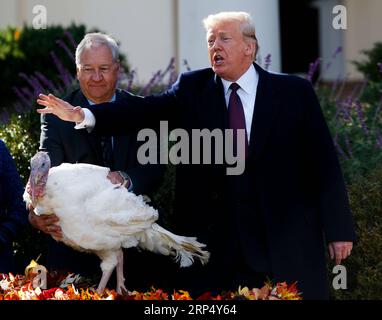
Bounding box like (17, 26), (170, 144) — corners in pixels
(101, 136), (113, 169)
(228, 83), (248, 158)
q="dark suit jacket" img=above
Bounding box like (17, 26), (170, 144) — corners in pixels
(39, 89), (164, 285)
(0, 140), (27, 273)
(87, 63), (356, 299)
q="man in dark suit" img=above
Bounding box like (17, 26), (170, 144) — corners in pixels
(29, 33), (164, 289)
(0, 140), (28, 273)
(37, 12), (356, 299)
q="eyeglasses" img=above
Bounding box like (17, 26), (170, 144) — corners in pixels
(80, 65), (116, 76)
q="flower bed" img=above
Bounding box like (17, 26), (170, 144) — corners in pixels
(0, 272), (302, 300)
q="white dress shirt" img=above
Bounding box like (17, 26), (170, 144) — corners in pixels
(220, 64), (259, 143)
(74, 93), (116, 130)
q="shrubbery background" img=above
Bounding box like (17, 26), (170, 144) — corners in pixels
(0, 25), (381, 299)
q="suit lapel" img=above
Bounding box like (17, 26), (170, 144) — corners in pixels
(248, 63), (280, 161)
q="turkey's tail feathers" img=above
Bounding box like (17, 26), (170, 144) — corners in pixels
(139, 223), (210, 267)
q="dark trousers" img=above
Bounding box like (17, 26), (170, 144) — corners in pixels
(170, 245), (273, 298)
(0, 245), (15, 274)
(230, 260), (273, 290)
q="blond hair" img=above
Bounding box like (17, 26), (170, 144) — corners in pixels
(203, 11), (259, 59)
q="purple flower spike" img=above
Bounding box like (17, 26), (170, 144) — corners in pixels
(333, 46), (343, 58)
(35, 71), (58, 92)
(378, 62), (382, 74)
(264, 54), (272, 70)
(376, 129), (382, 149)
(64, 31), (78, 49)
(12, 86), (31, 108)
(307, 58), (321, 82)
(333, 134), (349, 161)
(355, 101), (370, 136)
(50, 51), (73, 87)
(56, 39), (75, 61)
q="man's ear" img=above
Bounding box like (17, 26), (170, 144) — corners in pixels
(76, 67), (80, 80)
(115, 61), (121, 72)
(245, 41), (255, 57)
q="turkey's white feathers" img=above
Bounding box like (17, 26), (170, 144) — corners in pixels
(24, 162), (209, 269)
(140, 223), (209, 267)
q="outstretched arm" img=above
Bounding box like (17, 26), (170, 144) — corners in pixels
(37, 90), (177, 136)
(37, 72), (183, 136)
(37, 94), (85, 123)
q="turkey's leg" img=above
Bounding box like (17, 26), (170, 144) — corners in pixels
(97, 269), (113, 294)
(116, 249), (127, 294)
(96, 250), (118, 294)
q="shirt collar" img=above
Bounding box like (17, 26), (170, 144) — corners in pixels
(221, 64), (258, 95)
(87, 93), (116, 105)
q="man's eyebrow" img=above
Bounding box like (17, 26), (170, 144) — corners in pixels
(207, 31), (229, 38)
(81, 63), (113, 67)
(218, 31), (231, 37)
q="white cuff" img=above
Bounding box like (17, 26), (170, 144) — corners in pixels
(74, 108), (96, 131)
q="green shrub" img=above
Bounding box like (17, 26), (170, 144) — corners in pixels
(331, 165), (382, 300)
(0, 111), (40, 182)
(353, 42), (382, 82)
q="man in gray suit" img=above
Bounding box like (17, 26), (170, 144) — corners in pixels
(29, 33), (164, 289)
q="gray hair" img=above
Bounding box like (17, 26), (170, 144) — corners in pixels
(75, 32), (120, 67)
(203, 11), (259, 59)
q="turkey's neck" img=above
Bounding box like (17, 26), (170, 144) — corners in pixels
(30, 171), (49, 204)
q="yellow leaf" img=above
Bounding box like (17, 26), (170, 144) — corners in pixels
(24, 260), (38, 278)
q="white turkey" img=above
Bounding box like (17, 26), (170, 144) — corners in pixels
(23, 151), (210, 294)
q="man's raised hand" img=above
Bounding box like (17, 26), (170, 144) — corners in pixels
(37, 93), (85, 123)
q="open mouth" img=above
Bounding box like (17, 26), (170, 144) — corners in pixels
(214, 54), (224, 66)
